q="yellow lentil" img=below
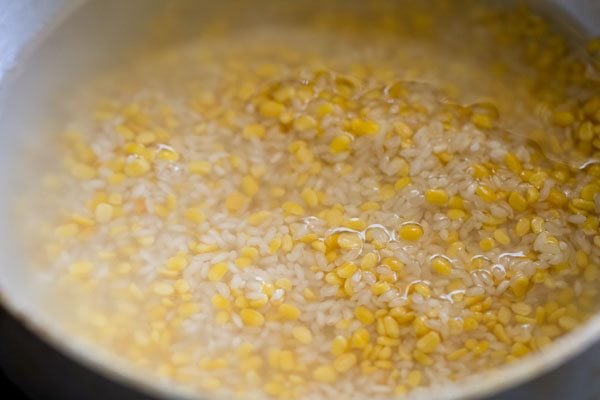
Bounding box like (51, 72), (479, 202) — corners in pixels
(398, 223), (424, 241)
(278, 303), (301, 320)
(292, 325), (313, 344)
(431, 256), (452, 276)
(333, 353), (357, 373)
(425, 188), (449, 205)
(240, 309), (265, 327)
(313, 365), (337, 383)
(207, 262), (228, 282)
(355, 306), (375, 325)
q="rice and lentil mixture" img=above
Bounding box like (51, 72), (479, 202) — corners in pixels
(20, 1), (600, 399)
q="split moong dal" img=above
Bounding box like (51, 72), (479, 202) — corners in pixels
(15, 1), (600, 399)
